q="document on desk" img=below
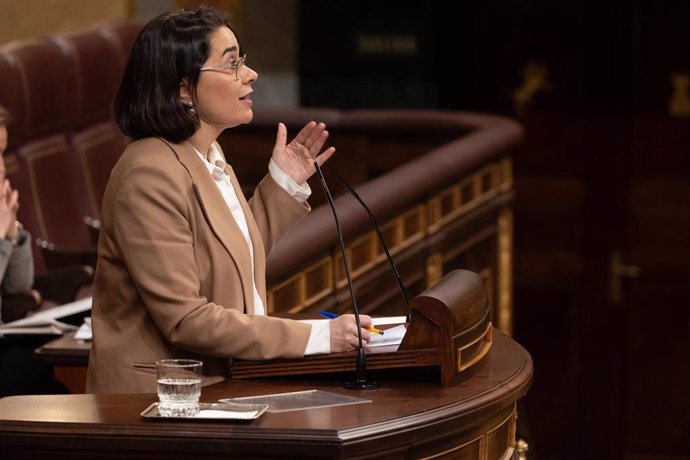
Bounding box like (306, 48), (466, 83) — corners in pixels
(366, 324), (407, 348)
(0, 297), (91, 338)
(74, 317), (92, 340)
(371, 316), (407, 326)
(298, 318), (407, 348)
(220, 389), (371, 413)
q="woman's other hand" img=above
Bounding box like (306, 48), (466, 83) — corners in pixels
(0, 179), (19, 240)
(329, 313), (372, 353)
(271, 121), (336, 184)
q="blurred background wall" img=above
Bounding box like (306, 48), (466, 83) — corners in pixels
(0, 0), (131, 43)
(0, 0), (296, 107)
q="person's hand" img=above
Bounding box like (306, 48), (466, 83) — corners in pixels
(329, 313), (372, 353)
(271, 121), (336, 184)
(0, 179), (19, 240)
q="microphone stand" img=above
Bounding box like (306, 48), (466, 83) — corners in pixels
(324, 163), (410, 311)
(314, 161), (380, 390)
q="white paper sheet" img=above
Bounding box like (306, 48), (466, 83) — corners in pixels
(367, 324), (407, 348)
(74, 317), (92, 340)
(298, 317), (407, 348)
(0, 297), (92, 329)
(195, 409), (260, 419)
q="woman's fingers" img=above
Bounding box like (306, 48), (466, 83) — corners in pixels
(273, 122), (288, 151)
(291, 121), (330, 155)
(302, 123), (327, 152)
(329, 314), (372, 352)
(307, 128), (330, 157)
(1, 179), (10, 200)
(314, 146), (336, 167)
(9, 189), (19, 209)
(291, 120), (317, 145)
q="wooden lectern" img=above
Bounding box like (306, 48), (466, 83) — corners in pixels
(0, 330), (532, 460)
(230, 269), (493, 386)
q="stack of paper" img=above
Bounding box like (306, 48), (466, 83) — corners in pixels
(74, 317), (92, 340)
(0, 297), (92, 338)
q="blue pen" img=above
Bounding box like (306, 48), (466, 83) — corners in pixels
(318, 311), (383, 335)
(318, 310), (338, 319)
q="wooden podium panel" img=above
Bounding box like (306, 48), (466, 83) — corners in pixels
(0, 330), (532, 460)
(34, 270), (494, 394)
(230, 270), (493, 386)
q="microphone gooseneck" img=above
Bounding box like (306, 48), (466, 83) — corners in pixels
(314, 161), (380, 390)
(324, 163), (410, 309)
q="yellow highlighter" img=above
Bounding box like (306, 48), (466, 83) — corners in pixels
(318, 311), (384, 335)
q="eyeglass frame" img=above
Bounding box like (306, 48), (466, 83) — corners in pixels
(200, 54), (247, 79)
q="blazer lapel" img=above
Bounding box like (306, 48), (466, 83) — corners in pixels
(161, 139), (256, 314)
(223, 163), (268, 304)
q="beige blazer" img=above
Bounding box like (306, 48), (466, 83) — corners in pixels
(86, 138), (311, 393)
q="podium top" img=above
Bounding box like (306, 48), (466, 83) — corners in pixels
(231, 269), (493, 386)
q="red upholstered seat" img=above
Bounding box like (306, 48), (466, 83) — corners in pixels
(0, 20), (143, 306)
(0, 52), (25, 149)
(70, 121), (127, 220)
(49, 28), (130, 220)
(1, 39), (75, 141)
(98, 19), (143, 68)
(0, 21), (143, 271)
(48, 30), (123, 129)
(16, 135), (92, 251)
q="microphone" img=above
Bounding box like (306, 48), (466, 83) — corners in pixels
(314, 161), (380, 390)
(324, 163), (410, 311)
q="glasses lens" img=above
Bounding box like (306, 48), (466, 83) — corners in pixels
(236, 56), (246, 79)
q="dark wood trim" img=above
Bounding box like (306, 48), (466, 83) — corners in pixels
(1, 330), (532, 460)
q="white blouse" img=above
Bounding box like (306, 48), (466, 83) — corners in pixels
(196, 143), (329, 355)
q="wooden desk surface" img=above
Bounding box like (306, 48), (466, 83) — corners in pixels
(0, 331), (532, 460)
(34, 331), (90, 365)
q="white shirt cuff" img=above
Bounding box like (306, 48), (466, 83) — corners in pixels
(268, 158), (311, 204)
(303, 320), (331, 355)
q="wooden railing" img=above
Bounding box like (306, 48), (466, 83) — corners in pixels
(221, 109), (522, 334)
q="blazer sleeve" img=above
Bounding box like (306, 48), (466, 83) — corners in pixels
(249, 173), (310, 254)
(110, 155), (311, 360)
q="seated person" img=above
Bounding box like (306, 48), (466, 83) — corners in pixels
(0, 103), (34, 324)
(0, 103), (66, 396)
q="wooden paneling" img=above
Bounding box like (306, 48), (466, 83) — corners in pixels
(266, 157), (514, 336)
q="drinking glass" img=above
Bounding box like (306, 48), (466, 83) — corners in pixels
(156, 359), (203, 417)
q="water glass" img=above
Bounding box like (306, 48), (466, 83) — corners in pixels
(156, 359), (203, 417)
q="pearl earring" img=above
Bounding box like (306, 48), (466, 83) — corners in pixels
(187, 103), (195, 114)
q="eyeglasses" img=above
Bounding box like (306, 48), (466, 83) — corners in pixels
(200, 55), (247, 79)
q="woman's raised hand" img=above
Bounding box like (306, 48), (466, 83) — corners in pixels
(271, 121), (336, 184)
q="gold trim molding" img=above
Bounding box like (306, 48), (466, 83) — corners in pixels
(267, 157), (514, 317)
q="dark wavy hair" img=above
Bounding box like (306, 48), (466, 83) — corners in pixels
(114, 6), (238, 143)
